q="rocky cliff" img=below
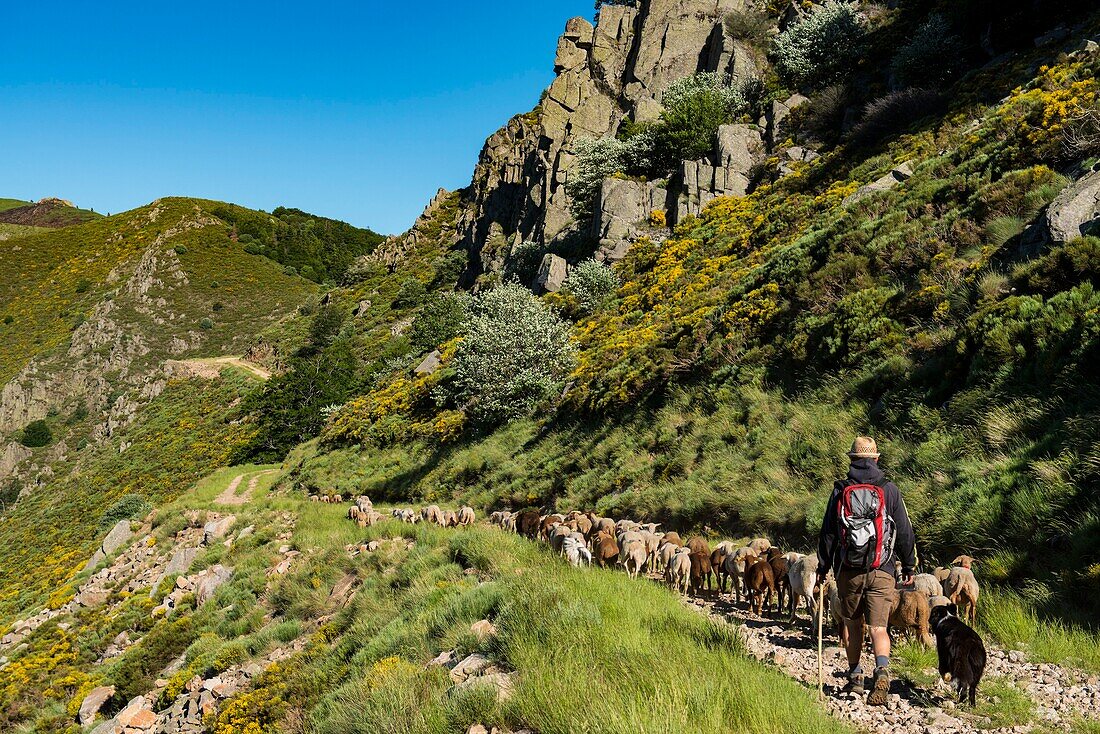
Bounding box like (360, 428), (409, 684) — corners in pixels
(453, 0), (772, 287)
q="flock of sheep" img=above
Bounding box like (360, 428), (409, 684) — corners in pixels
(486, 508), (981, 647)
(337, 496), (981, 648)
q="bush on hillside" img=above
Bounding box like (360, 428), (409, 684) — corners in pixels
(407, 292), (472, 352)
(430, 248), (469, 289)
(652, 72), (752, 169)
(563, 259), (621, 313)
(19, 420), (51, 448)
(890, 14), (964, 88)
(565, 133), (655, 221)
(99, 494), (152, 530)
(846, 88), (945, 148)
(773, 1), (866, 89)
(393, 278), (429, 309)
(505, 240), (545, 285)
(447, 284), (575, 426)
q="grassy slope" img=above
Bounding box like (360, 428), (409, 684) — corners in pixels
(0, 472), (850, 733)
(0, 197), (317, 385)
(0, 198), (30, 212)
(0, 198), (319, 622)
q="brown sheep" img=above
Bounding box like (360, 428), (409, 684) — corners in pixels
(711, 542), (735, 591)
(748, 537), (771, 556)
(689, 550), (713, 596)
(890, 589), (934, 647)
(593, 531), (620, 569)
(746, 558), (776, 616)
(686, 536), (710, 556)
(944, 567), (980, 625)
(951, 555), (976, 570)
(517, 510), (541, 538)
(934, 566), (951, 584)
(769, 555), (790, 615)
(663, 531), (683, 547)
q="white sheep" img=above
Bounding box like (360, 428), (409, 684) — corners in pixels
(787, 553), (821, 622)
(622, 542), (648, 579)
(563, 537), (592, 568)
(722, 546), (756, 600)
(457, 506), (476, 527)
(912, 573), (943, 598)
(667, 548), (692, 594)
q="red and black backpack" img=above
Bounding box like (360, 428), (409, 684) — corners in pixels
(837, 483), (895, 571)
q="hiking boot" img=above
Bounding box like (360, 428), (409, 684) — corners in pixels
(866, 666), (890, 706)
(841, 672), (865, 695)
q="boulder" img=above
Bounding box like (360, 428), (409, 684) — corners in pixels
(843, 161), (914, 205)
(716, 124), (762, 184)
(83, 520), (134, 571)
(193, 565), (232, 605)
(153, 547), (199, 593)
(763, 93), (809, 147)
(593, 177), (667, 256)
(78, 685), (116, 725)
(449, 653), (492, 683)
(456, 671), (516, 702)
(202, 515), (236, 545)
(75, 588), (110, 608)
(414, 351), (442, 376)
(1046, 168), (1100, 244)
(533, 254), (569, 293)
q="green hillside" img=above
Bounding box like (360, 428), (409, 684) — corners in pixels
(0, 198), (101, 228)
(0, 198), (31, 212)
(252, 13), (1100, 625)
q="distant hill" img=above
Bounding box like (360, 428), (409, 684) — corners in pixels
(0, 197), (101, 228)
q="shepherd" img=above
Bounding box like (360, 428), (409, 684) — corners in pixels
(817, 436), (916, 706)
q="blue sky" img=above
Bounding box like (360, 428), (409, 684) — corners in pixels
(0, 1), (593, 234)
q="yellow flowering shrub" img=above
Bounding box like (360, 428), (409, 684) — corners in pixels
(205, 665), (287, 734)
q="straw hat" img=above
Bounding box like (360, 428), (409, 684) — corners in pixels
(847, 436), (880, 459)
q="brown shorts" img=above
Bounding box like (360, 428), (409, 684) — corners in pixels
(837, 569), (897, 627)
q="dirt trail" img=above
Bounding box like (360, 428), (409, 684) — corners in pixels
(679, 587), (1100, 734)
(166, 356), (271, 380)
(214, 470), (276, 506)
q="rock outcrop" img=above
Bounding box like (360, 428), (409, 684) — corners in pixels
(1046, 168), (1100, 244)
(452, 0), (762, 282)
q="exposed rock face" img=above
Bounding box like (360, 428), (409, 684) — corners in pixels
(454, 0), (761, 280)
(1046, 168), (1100, 244)
(83, 520), (135, 572)
(593, 178), (667, 258)
(534, 254), (570, 293)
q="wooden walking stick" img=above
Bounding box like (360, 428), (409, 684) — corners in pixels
(817, 582), (826, 700)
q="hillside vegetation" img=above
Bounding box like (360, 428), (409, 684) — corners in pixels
(254, 6), (1100, 626)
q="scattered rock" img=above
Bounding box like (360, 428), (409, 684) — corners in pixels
(79, 685), (116, 725)
(414, 350), (442, 376)
(449, 653), (492, 683)
(1046, 168), (1100, 244)
(844, 161), (915, 205)
(202, 515), (236, 545)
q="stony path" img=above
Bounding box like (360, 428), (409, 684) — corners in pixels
(166, 356), (272, 381)
(679, 589), (1100, 734)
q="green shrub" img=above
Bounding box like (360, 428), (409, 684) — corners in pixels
(563, 260), (621, 313)
(772, 1), (866, 89)
(393, 278), (429, 309)
(173, 245), (188, 255)
(430, 248), (469, 289)
(890, 13), (964, 88)
(19, 419), (51, 448)
(505, 240), (544, 285)
(199, 318), (214, 330)
(99, 494), (152, 530)
(446, 285), (575, 426)
(1014, 236), (1100, 295)
(75, 278), (92, 294)
(652, 72), (751, 169)
(407, 293), (471, 352)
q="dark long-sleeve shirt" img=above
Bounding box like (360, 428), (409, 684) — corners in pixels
(818, 458), (916, 577)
